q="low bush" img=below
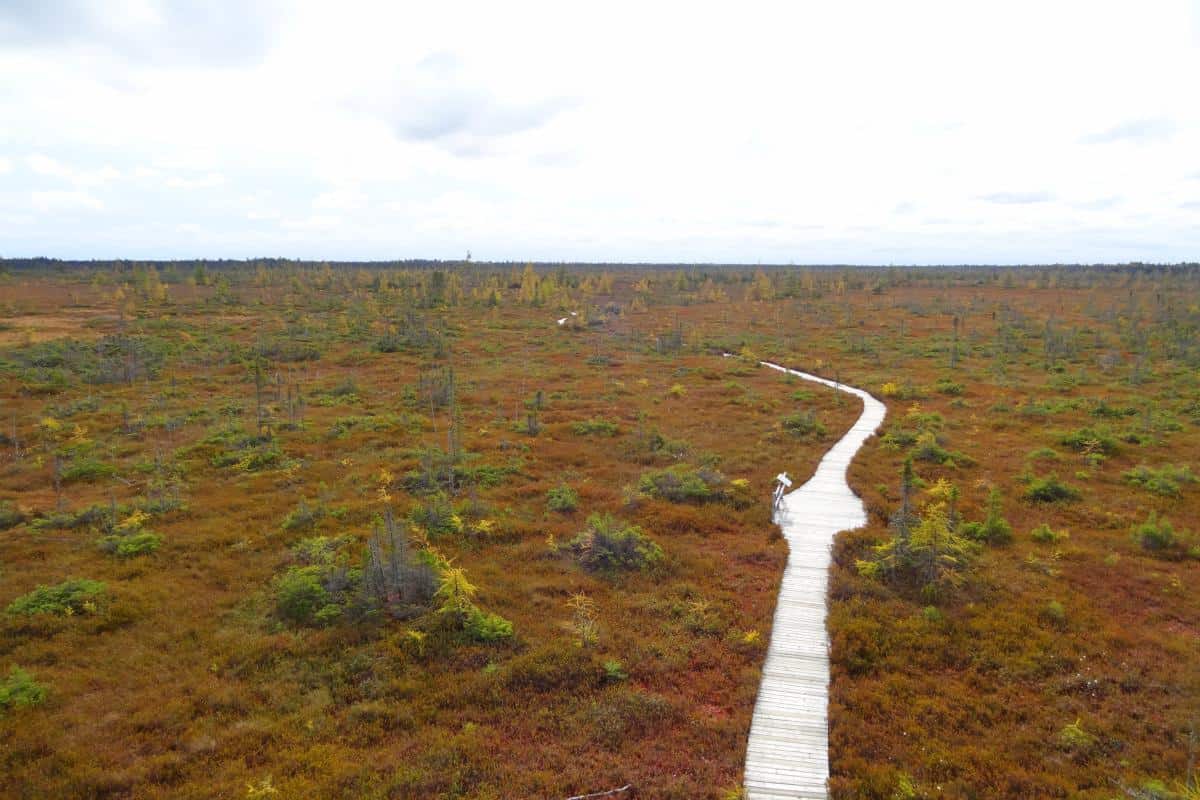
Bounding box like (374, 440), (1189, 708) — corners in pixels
(781, 410), (827, 438)
(1030, 524), (1068, 544)
(273, 566), (336, 626)
(465, 608), (514, 642)
(281, 500), (326, 532)
(1057, 718), (1096, 754)
(1024, 474), (1081, 503)
(1122, 464), (1196, 497)
(637, 465), (730, 504)
(30, 504), (113, 532)
(410, 492), (463, 537)
(0, 666), (47, 713)
(61, 458), (116, 483)
(546, 484), (579, 513)
(1059, 426), (1120, 456)
(564, 513), (663, 572)
(571, 419), (619, 436)
(6, 579), (107, 616)
(97, 531), (162, 558)
(0, 502), (26, 530)
(972, 488), (1013, 545)
(1131, 511), (1194, 559)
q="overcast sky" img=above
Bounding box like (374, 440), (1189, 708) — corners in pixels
(2, 1), (1199, 264)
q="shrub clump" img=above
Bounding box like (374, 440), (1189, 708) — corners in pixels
(563, 513), (664, 572)
(546, 484), (580, 513)
(273, 535), (361, 627)
(781, 410), (827, 438)
(6, 579), (107, 616)
(281, 499), (327, 531)
(1058, 426), (1120, 456)
(273, 566), (340, 627)
(432, 565), (513, 643)
(97, 531), (161, 558)
(1024, 474), (1081, 503)
(961, 488), (1013, 545)
(637, 465), (738, 505)
(1131, 511), (1196, 560)
(571, 419), (619, 436)
(61, 458), (116, 483)
(0, 502), (27, 531)
(1030, 524), (1068, 544)
(1122, 464), (1196, 498)
(0, 667), (48, 713)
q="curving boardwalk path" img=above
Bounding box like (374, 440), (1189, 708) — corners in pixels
(744, 361), (887, 799)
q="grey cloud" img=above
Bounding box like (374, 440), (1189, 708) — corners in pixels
(0, 0), (281, 66)
(979, 191), (1054, 205)
(389, 91), (572, 145)
(1080, 118), (1176, 145)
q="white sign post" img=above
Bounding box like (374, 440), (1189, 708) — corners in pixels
(772, 472), (791, 512)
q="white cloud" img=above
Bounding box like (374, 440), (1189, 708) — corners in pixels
(312, 188), (367, 211)
(0, 156), (11, 174)
(28, 154), (121, 186)
(31, 190), (103, 212)
(166, 172), (225, 189)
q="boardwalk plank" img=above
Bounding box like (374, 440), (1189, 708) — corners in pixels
(744, 361), (886, 799)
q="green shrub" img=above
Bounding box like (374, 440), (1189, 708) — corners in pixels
(1030, 524), (1068, 544)
(934, 378), (964, 395)
(546, 484), (579, 513)
(273, 566), (333, 626)
(909, 432), (973, 466)
(291, 536), (344, 565)
(781, 410), (827, 438)
(0, 667), (47, 712)
(602, 659), (628, 682)
(211, 443), (283, 471)
(976, 488), (1013, 545)
(1057, 718), (1096, 753)
(1024, 474), (1080, 503)
(1091, 399), (1137, 419)
(61, 458), (116, 483)
(1132, 511), (1185, 556)
(410, 492), (463, 537)
(637, 465), (728, 504)
(6, 579), (107, 616)
(1122, 464), (1196, 497)
(465, 608), (514, 642)
(0, 502), (26, 531)
(97, 531), (161, 558)
(35, 503), (122, 533)
(281, 500), (326, 532)
(571, 419), (619, 436)
(564, 513), (663, 572)
(1040, 600), (1067, 629)
(1058, 426), (1120, 455)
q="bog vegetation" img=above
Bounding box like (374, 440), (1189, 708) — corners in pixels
(0, 258), (1197, 798)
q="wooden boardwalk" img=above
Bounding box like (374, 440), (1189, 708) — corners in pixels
(744, 362), (887, 799)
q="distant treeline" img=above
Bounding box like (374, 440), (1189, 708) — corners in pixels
(2, 256), (1199, 277)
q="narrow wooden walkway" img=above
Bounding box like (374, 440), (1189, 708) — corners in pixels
(744, 361), (887, 799)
